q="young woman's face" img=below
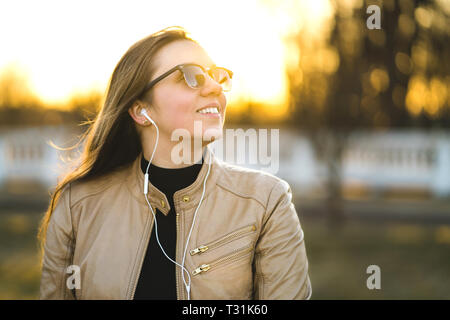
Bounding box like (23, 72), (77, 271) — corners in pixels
(145, 40), (228, 145)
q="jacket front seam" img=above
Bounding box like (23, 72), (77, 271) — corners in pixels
(61, 227), (73, 299)
(68, 183), (78, 299)
(62, 184), (75, 299)
(126, 208), (152, 299)
(254, 254), (265, 299)
(174, 203), (187, 300)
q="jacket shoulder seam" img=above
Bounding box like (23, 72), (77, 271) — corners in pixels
(69, 177), (124, 208)
(215, 182), (267, 209)
(264, 180), (283, 210)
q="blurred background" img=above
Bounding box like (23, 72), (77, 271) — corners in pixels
(1, 0), (449, 299)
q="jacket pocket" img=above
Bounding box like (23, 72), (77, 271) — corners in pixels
(190, 224), (257, 256)
(191, 242), (254, 276)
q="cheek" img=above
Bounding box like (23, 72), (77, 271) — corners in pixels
(172, 99), (196, 129)
(156, 91), (196, 131)
(220, 94), (227, 114)
(220, 94), (227, 107)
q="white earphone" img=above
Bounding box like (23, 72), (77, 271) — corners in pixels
(139, 108), (212, 300)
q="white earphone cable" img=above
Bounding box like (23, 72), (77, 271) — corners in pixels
(181, 150), (211, 300)
(141, 113), (191, 292)
(141, 109), (211, 300)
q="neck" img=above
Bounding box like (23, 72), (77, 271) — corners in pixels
(142, 131), (207, 169)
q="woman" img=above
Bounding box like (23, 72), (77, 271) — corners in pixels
(38, 26), (312, 300)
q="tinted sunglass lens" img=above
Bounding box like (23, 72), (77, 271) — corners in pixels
(211, 68), (232, 91)
(183, 65), (205, 88)
(183, 65), (232, 91)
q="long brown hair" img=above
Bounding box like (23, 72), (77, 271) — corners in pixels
(37, 26), (196, 264)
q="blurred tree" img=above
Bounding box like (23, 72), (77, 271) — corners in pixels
(0, 63), (40, 109)
(0, 65), (101, 128)
(286, 0), (450, 226)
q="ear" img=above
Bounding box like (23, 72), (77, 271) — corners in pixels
(128, 100), (150, 126)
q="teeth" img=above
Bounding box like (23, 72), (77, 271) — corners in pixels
(197, 107), (219, 114)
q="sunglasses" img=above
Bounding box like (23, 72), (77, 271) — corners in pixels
(141, 63), (233, 94)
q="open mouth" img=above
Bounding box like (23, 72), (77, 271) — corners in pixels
(196, 106), (220, 114)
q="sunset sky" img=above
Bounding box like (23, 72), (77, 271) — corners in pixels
(0, 0), (333, 119)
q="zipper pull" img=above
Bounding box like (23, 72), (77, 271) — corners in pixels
(190, 245), (208, 256)
(192, 264), (210, 275)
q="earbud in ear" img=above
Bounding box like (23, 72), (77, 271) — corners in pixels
(140, 109), (156, 126)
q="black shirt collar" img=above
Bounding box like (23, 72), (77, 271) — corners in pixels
(140, 154), (203, 197)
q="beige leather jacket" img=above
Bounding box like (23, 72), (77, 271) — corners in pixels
(40, 145), (312, 300)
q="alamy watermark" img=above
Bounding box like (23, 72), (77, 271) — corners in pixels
(366, 4), (381, 29)
(66, 265), (81, 290)
(170, 121), (280, 175)
(366, 264), (381, 290)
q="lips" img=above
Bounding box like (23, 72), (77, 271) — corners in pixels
(196, 103), (220, 113)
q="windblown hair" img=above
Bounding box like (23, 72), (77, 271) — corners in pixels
(37, 26), (196, 264)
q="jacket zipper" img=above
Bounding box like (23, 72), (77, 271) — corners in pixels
(192, 243), (254, 276)
(190, 224), (256, 256)
(175, 209), (182, 300)
(129, 205), (154, 299)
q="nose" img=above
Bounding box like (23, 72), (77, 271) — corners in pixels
(200, 72), (223, 96)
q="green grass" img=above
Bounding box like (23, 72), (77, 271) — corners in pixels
(302, 217), (450, 299)
(0, 211), (449, 299)
(0, 212), (43, 299)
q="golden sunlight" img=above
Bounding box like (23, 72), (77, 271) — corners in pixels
(0, 0), (333, 119)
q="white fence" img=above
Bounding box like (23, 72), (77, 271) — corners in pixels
(1, 125), (449, 198)
(342, 131), (450, 197)
(211, 128), (450, 198)
(0, 125), (80, 188)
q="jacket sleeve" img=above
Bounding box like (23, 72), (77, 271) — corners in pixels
(39, 184), (76, 300)
(253, 179), (312, 300)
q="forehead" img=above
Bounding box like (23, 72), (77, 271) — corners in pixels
(153, 40), (216, 75)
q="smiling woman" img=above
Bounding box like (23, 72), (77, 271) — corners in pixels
(38, 26), (311, 300)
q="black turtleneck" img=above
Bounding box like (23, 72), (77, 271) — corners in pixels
(133, 154), (202, 300)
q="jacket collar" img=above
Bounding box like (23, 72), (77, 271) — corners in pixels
(125, 144), (221, 216)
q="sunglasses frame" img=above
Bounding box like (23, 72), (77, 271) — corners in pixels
(141, 63), (233, 95)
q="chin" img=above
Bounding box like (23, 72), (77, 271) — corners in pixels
(203, 126), (223, 141)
